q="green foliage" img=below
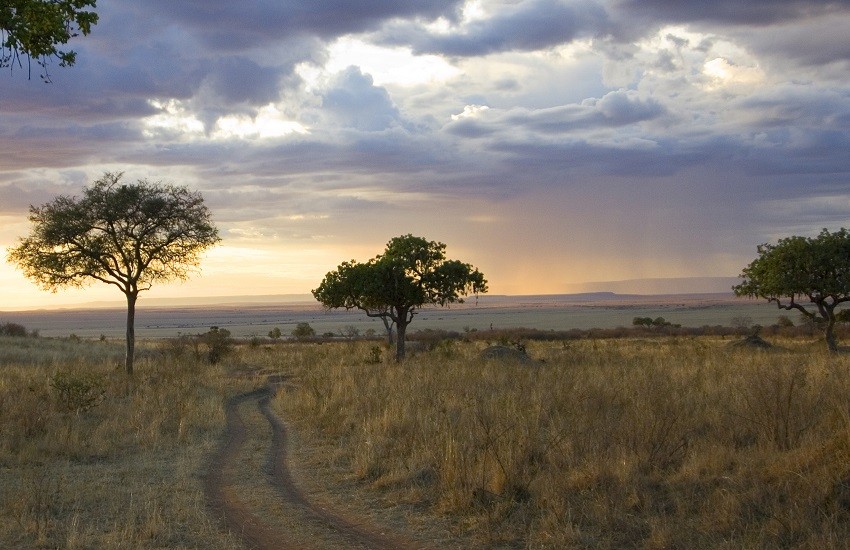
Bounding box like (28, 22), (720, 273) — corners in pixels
(632, 316), (676, 328)
(734, 228), (850, 351)
(8, 172), (220, 293)
(267, 327), (282, 340)
(50, 370), (105, 414)
(8, 172), (220, 374)
(312, 234), (487, 360)
(0, 0), (98, 80)
(291, 322), (316, 340)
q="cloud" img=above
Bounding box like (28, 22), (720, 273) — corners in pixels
(614, 0), (850, 26)
(2, 0), (850, 305)
(200, 58), (283, 105)
(734, 16), (850, 68)
(316, 67), (405, 132)
(139, 0), (465, 49)
(445, 90), (666, 140)
(377, 0), (610, 56)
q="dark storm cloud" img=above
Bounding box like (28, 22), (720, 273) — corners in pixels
(377, 0), (610, 56)
(735, 17), (850, 66)
(195, 58), (282, 105)
(614, 0), (850, 26)
(140, 0), (465, 49)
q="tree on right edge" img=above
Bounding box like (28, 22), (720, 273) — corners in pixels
(313, 234), (488, 361)
(733, 228), (850, 352)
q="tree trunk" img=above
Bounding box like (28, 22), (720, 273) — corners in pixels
(395, 320), (407, 361)
(381, 315), (395, 345)
(125, 291), (137, 375)
(825, 317), (838, 352)
(820, 303), (839, 352)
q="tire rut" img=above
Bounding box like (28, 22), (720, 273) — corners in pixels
(205, 380), (418, 550)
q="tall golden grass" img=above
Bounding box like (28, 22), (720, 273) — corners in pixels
(274, 337), (850, 548)
(5, 334), (850, 548)
(0, 335), (245, 548)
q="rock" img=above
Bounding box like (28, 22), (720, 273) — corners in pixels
(730, 334), (773, 349)
(480, 345), (536, 363)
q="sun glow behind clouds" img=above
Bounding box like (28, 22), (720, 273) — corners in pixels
(702, 57), (764, 89)
(213, 104), (308, 140)
(324, 37), (460, 86)
(143, 99), (204, 137)
(143, 101), (307, 141)
(451, 104), (490, 120)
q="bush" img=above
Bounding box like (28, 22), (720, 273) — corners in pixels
(0, 322), (28, 337)
(50, 370), (106, 414)
(366, 345), (383, 364)
(292, 322), (316, 340)
(199, 326), (232, 364)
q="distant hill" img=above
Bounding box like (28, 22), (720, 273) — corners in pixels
(564, 277), (739, 295)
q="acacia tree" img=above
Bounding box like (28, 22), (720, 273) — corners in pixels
(313, 234), (488, 361)
(8, 172), (220, 374)
(733, 228), (850, 352)
(313, 260), (397, 344)
(1, 0), (98, 80)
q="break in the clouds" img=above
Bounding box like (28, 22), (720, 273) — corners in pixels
(2, 0), (850, 307)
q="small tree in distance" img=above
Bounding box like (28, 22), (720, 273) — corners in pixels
(313, 234), (488, 361)
(291, 322), (315, 340)
(733, 228), (850, 352)
(8, 172), (220, 374)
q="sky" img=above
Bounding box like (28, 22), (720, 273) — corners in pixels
(2, 0), (850, 309)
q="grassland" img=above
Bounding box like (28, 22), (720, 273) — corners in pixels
(3, 332), (850, 548)
(275, 337), (850, 548)
(0, 335), (247, 548)
(1, 294), (783, 339)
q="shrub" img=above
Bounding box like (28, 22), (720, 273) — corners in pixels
(292, 322), (316, 340)
(199, 326), (232, 364)
(366, 345), (383, 364)
(50, 370), (105, 414)
(0, 322), (28, 337)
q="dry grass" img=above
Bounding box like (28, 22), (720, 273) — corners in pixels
(5, 334), (850, 548)
(272, 337), (850, 548)
(0, 336), (246, 549)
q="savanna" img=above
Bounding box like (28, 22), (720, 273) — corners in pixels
(4, 328), (850, 548)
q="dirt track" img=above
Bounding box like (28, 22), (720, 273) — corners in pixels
(204, 379), (418, 549)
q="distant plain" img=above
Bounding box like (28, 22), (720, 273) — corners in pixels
(1, 293), (788, 339)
